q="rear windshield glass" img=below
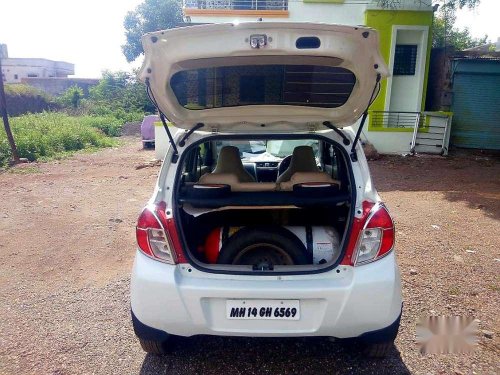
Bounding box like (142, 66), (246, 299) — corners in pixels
(170, 65), (356, 109)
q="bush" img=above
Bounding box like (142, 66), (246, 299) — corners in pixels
(57, 85), (84, 109)
(81, 101), (144, 124)
(4, 84), (51, 98)
(4, 84), (58, 116)
(77, 115), (124, 136)
(53, 70), (152, 124)
(88, 70), (154, 115)
(0, 113), (116, 166)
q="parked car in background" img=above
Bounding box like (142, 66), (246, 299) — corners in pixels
(141, 114), (158, 148)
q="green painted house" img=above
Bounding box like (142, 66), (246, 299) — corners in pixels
(183, 0), (437, 154)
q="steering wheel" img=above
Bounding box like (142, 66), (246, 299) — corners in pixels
(277, 155), (292, 178)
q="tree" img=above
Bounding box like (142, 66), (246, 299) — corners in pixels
(58, 85), (84, 109)
(89, 70), (155, 113)
(377, 0), (480, 11)
(377, 1), (487, 50)
(122, 0), (183, 63)
(432, 15), (488, 49)
(433, 0), (480, 10)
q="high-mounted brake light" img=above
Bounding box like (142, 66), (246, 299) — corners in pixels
(136, 202), (186, 264)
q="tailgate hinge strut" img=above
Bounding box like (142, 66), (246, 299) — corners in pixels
(322, 121), (350, 146)
(145, 78), (179, 163)
(350, 73), (381, 162)
(179, 122), (205, 147)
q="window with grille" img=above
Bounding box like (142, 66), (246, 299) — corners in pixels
(393, 44), (418, 76)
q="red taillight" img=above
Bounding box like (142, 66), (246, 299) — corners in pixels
(341, 201), (374, 266)
(341, 201), (395, 266)
(136, 202), (186, 264)
(366, 206), (395, 257)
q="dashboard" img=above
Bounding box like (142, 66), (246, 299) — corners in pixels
(243, 161), (281, 182)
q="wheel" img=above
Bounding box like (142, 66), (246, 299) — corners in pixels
(364, 340), (394, 358)
(132, 311), (175, 355)
(217, 227), (309, 269)
(138, 337), (172, 355)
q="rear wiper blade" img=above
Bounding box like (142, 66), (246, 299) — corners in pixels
(322, 121), (350, 146)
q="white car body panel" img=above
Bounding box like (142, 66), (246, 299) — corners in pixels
(138, 22), (389, 131)
(131, 250), (401, 337)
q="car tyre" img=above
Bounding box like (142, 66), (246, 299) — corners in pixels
(217, 227), (310, 267)
(138, 337), (172, 355)
(364, 340), (394, 358)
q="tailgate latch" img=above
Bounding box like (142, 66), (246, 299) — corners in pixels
(249, 34), (267, 49)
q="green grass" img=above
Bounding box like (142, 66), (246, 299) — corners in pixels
(7, 166), (42, 174)
(0, 112), (122, 167)
(4, 83), (51, 99)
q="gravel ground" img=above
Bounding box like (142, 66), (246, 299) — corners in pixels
(0, 139), (498, 374)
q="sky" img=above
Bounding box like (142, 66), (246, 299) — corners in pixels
(0, 0), (498, 78)
(0, 0), (144, 78)
(454, 0), (499, 42)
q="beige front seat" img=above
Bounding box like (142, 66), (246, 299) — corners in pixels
(200, 145), (255, 183)
(276, 146), (319, 183)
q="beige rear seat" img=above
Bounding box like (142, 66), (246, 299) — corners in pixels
(196, 145), (339, 193)
(277, 145), (320, 183)
(279, 172), (340, 191)
(209, 145), (255, 183)
(198, 171), (339, 192)
(198, 173), (276, 192)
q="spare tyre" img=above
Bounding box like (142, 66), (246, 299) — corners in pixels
(217, 227), (310, 270)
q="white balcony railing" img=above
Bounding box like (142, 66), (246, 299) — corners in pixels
(184, 0), (288, 11)
(369, 111), (423, 129)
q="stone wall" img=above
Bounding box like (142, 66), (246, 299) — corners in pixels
(5, 93), (59, 117)
(21, 77), (99, 96)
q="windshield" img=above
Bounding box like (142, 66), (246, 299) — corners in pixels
(215, 140), (319, 161)
(215, 140), (266, 157)
(266, 140), (319, 158)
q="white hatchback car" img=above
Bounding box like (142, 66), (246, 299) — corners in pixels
(131, 22), (402, 358)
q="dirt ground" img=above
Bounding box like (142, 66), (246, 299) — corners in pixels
(0, 136), (498, 375)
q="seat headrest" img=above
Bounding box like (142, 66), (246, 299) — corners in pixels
(213, 146), (241, 174)
(276, 145), (319, 183)
(211, 146), (255, 182)
(290, 146), (318, 172)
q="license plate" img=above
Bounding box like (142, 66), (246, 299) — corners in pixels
(226, 299), (300, 320)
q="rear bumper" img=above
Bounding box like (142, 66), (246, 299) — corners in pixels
(130, 250), (402, 338)
(132, 307), (402, 344)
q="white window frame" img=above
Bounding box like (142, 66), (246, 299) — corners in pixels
(384, 25), (429, 112)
